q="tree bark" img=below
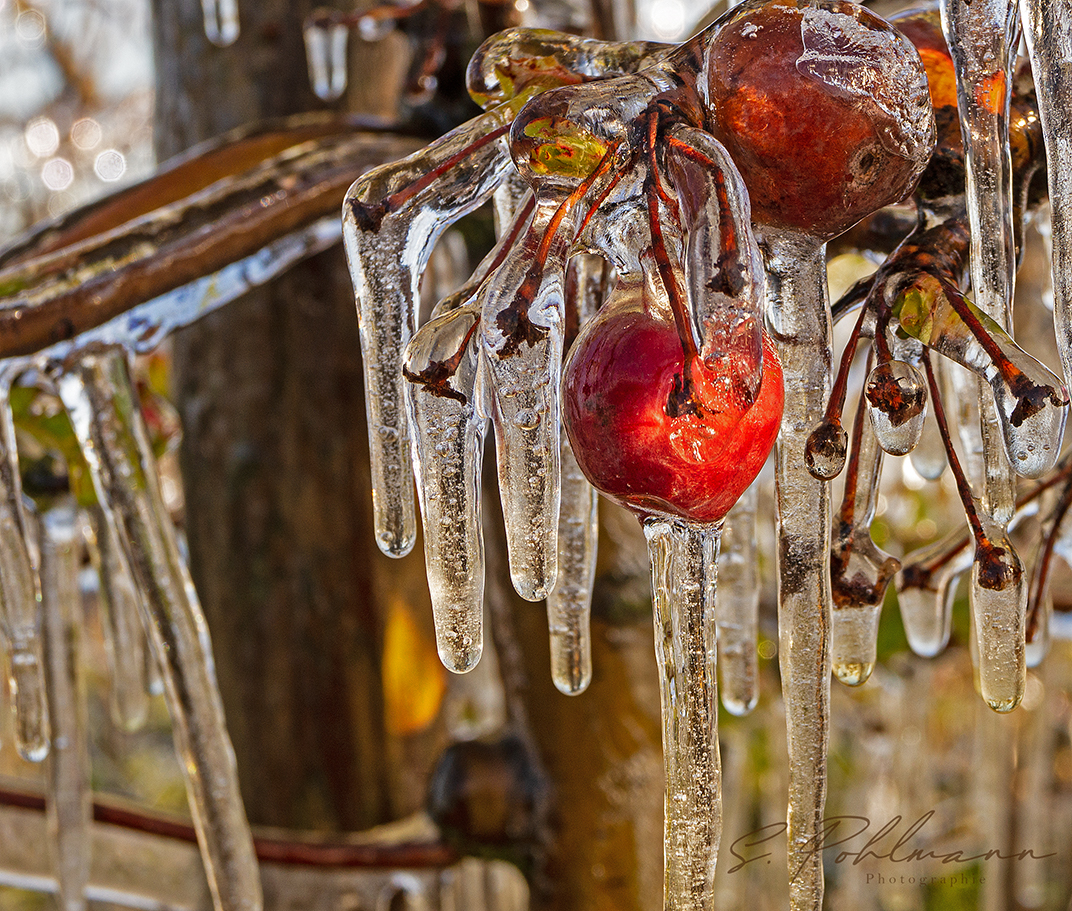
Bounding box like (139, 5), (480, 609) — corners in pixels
(152, 0), (439, 831)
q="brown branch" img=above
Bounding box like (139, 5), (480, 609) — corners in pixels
(0, 784), (458, 869)
(0, 122), (422, 360)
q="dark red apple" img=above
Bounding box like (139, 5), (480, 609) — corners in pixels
(706, 0), (935, 239)
(562, 286), (784, 524)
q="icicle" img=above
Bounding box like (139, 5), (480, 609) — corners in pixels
(85, 505), (150, 730)
(481, 195), (573, 602)
(940, 0), (1023, 497)
(909, 406), (947, 480)
(0, 373), (49, 761)
(343, 104), (516, 558)
(55, 349), (261, 911)
(1020, 0), (1072, 397)
(403, 304), (487, 673)
(716, 485), (759, 716)
(303, 14), (349, 101)
(39, 500), (90, 911)
(897, 529), (972, 657)
(546, 254), (605, 695)
(1014, 670), (1050, 910)
(547, 427), (597, 694)
(929, 348), (1027, 711)
(864, 360), (926, 457)
(831, 390), (899, 687)
(202, 0), (239, 47)
(644, 517), (722, 911)
(761, 230), (831, 911)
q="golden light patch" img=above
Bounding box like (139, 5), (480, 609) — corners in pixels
(382, 596), (446, 736)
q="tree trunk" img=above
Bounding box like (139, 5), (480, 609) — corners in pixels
(152, 0), (439, 831)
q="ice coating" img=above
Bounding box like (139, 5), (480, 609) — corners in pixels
(0, 374), (49, 762)
(466, 27), (672, 109)
(56, 349), (261, 911)
(797, 5), (935, 161)
(864, 360), (927, 457)
(970, 514), (1027, 712)
(716, 484), (760, 716)
(645, 518), (722, 911)
(202, 0), (239, 47)
(344, 105), (516, 557)
(668, 125), (766, 400)
(304, 16), (349, 101)
(39, 501), (90, 911)
(892, 275), (1067, 479)
(831, 385), (899, 687)
(897, 529), (973, 657)
(941, 0), (1032, 712)
(404, 304), (487, 673)
(85, 505), (150, 731)
(762, 230), (831, 911)
(1021, 0), (1072, 399)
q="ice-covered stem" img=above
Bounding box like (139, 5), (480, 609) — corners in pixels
(1020, 0), (1072, 396)
(84, 505), (151, 731)
(546, 254), (605, 695)
(404, 304), (487, 673)
(55, 348), (261, 911)
(666, 126), (767, 405)
(897, 452), (1072, 653)
(923, 351), (1026, 712)
(716, 485), (760, 716)
(644, 517), (722, 911)
(836, 213), (1067, 477)
(343, 103), (518, 557)
(39, 501), (90, 911)
(0, 374), (49, 761)
(830, 354), (900, 687)
(761, 230), (831, 911)
(805, 302), (871, 481)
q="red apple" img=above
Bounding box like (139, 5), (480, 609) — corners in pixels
(706, 0), (935, 239)
(562, 286), (784, 524)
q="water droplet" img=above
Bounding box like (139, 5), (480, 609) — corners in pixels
(865, 360), (926, 455)
(804, 420), (847, 479)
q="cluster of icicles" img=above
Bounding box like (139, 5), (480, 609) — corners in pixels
(3, 4), (1072, 911)
(337, 4), (1072, 911)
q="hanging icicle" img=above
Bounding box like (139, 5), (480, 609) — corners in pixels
(0, 372), (49, 762)
(84, 505), (151, 731)
(39, 500), (90, 911)
(55, 349), (261, 911)
(202, 0), (239, 47)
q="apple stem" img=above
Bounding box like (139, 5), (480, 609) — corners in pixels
(830, 348), (900, 686)
(643, 146), (703, 416)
